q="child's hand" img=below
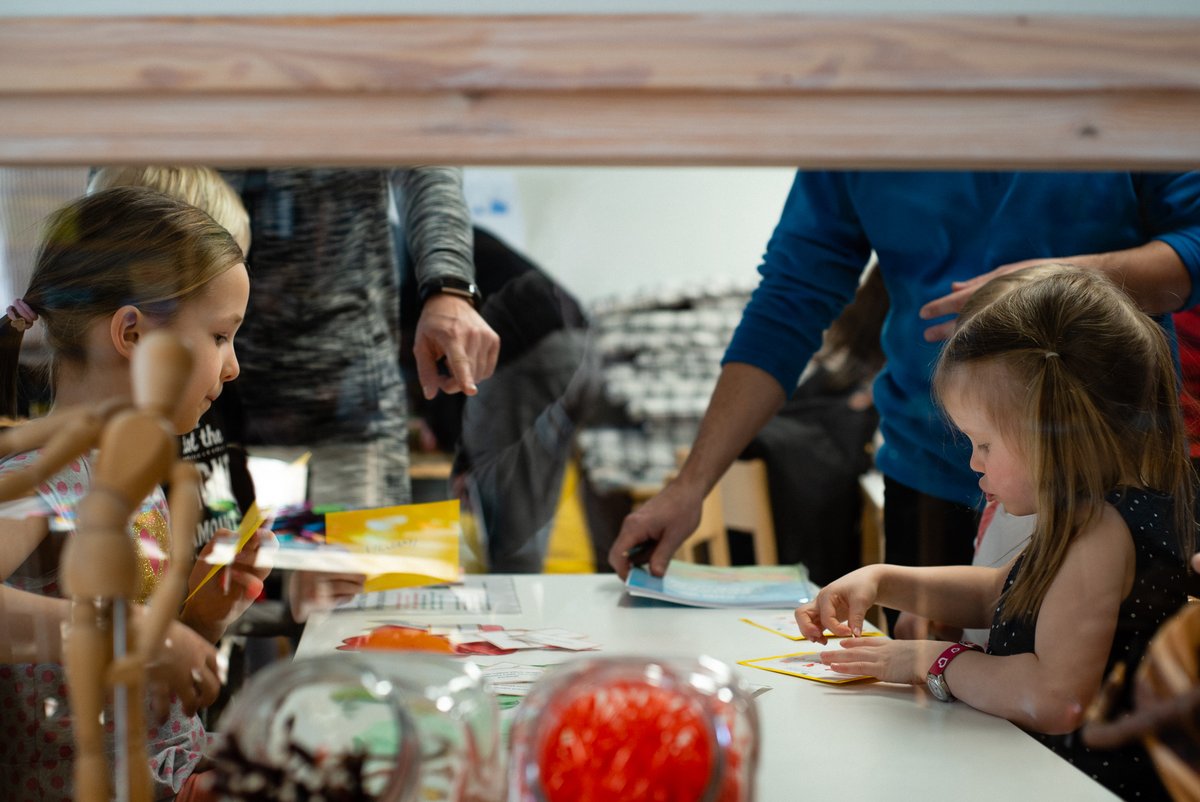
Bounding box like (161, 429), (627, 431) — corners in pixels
(142, 619), (221, 721)
(181, 527), (273, 642)
(795, 566), (880, 643)
(287, 571), (366, 622)
(819, 637), (949, 685)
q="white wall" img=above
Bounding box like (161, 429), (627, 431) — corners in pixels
(475, 167), (795, 305)
(0, 166), (793, 310)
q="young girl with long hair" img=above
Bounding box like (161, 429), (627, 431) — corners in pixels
(0, 186), (249, 800)
(797, 266), (1194, 800)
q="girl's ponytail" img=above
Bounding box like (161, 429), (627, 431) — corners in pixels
(0, 314), (26, 418)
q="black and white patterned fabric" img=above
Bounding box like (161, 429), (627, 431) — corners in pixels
(222, 168), (474, 507)
(988, 487), (1187, 801)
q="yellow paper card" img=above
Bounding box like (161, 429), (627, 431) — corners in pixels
(739, 651), (876, 685)
(184, 502), (267, 605)
(740, 613), (886, 641)
(325, 500), (461, 592)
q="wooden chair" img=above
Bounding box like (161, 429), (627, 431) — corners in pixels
(858, 468), (888, 634)
(675, 457), (778, 566)
(675, 477), (732, 565)
(859, 469), (885, 567)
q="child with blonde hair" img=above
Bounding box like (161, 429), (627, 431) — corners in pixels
(85, 167), (365, 698)
(797, 266), (1194, 800)
(0, 186), (249, 799)
(88, 166), (250, 253)
(893, 263), (1075, 644)
(85, 167), (269, 645)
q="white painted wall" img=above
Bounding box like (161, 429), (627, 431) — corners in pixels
(0, 166), (792, 309)
(476, 167), (796, 304)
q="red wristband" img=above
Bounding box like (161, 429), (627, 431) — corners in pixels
(928, 641), (982, 678)
(925, 641), (982, 702)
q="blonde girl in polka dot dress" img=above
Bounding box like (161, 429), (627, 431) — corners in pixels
(0, 187), (249, 800)
(798, 267), (1193, 801)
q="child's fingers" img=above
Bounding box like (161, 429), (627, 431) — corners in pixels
(815, 593), (859, 640)
(224, 567), (265, 600)
(847, 601), (868, 638)
(240, 574), (265, 601)
(794, 606), (825, 643)
(819, 638), (883, 671)
(819, 654), (875, 677)
(231, 530), (273, 578)
(816, 592), (845, 634)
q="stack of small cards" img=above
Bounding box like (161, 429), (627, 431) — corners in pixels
(351, 621), (599, 656)
(456, 625), (598, 655)
(477, 663), (550, 697)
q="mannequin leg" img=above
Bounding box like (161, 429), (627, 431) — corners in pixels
(64, 599), (114, 802)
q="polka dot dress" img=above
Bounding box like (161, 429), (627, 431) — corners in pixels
(988, 487), (1186, 802)
(0, 450), (208, 801)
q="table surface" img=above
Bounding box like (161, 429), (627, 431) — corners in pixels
(296, 573), (1119, 802)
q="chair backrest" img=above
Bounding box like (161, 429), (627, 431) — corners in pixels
(718, 459), (778, 565)
(674, 455), (776, 566)
(676, 480), (732, 566)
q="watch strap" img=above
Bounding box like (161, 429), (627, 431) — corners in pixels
(926, 642), (982, 703)
(418, 276), (482, 308)
(928, 642), (982, 679)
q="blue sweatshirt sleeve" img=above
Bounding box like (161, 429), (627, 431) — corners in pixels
(722, 171), (873, 394)
(1136, 172), (1200, 309)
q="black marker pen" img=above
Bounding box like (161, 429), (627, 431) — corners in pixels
(624, 540), (655, 567)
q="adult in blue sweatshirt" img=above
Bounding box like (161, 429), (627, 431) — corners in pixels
(609, 171), (1200, 585)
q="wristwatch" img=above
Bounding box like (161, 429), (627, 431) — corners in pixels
(418, 276), (483, 309)
(925, 642), (982, 702)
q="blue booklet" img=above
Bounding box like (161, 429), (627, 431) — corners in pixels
(624, 561), (817, 609)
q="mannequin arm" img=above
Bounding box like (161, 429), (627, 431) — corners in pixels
(0, 404), (121, 502)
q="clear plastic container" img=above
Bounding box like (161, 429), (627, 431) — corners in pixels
(213, 652), (503, 801)
(508, 655), (759, 802)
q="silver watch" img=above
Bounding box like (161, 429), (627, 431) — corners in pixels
(926, 671), (954, 702)
(925, 642), (980, 702)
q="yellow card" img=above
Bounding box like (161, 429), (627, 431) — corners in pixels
(325, 500), (461, 592)
(184, 501), (266, 604)
(739, 651), (876, 685)
(740, 613), (886, 641)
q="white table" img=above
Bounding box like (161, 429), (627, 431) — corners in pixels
(296, 574), (1119, 801)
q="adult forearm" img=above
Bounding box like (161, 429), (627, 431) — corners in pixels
(395, 166), (475, 283)
(1076, 240), (1191, 314)
(673, 363), (786, 497)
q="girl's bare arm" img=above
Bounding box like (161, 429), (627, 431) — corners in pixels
(942, 505), (1131, 734)
(874, 563), (1010, 628)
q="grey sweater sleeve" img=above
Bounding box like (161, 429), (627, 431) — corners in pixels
(392, 167), (476, 286)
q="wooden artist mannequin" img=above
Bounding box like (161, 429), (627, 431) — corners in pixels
(0, 331), (202, 802)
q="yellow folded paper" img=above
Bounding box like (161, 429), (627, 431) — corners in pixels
(184, 501), (267, 604)
(325, 499), (461, 592)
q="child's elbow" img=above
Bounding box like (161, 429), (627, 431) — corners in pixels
(1022, 693), (1087, 735)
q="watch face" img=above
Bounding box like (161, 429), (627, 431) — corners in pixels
(926, 673), (953, 702)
